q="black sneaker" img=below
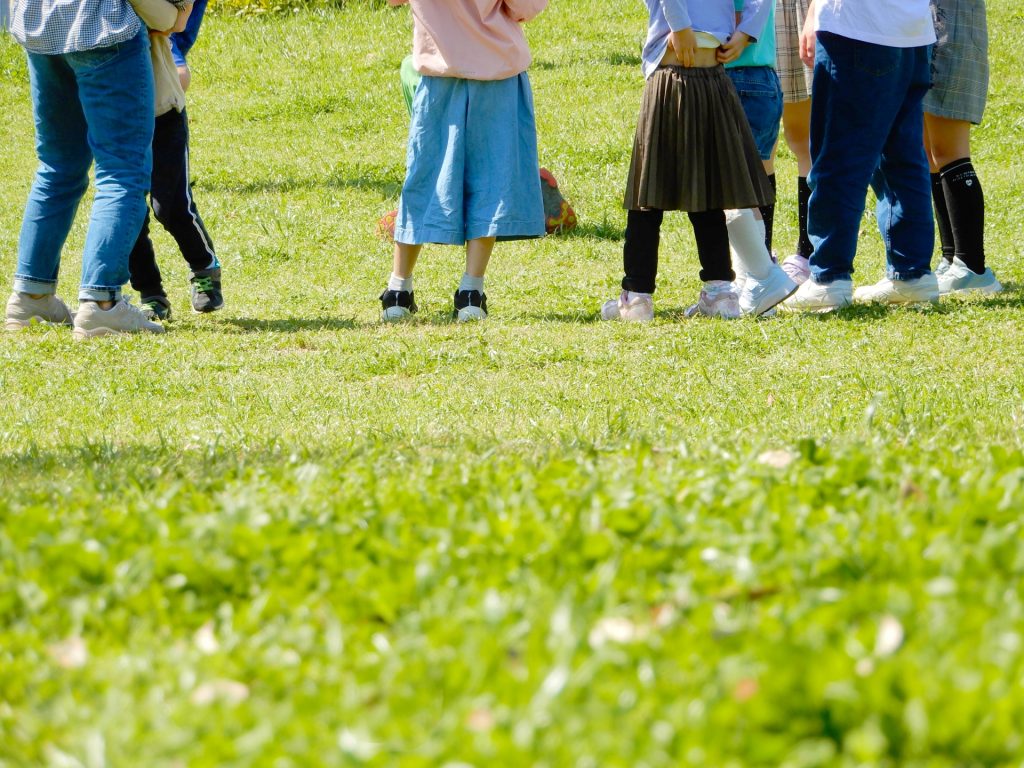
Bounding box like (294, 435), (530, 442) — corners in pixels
(140, 294), (172, 321)
(453, 289), (488, 322)
(380, 289), (418, 322)
(190, 268), (223, 313)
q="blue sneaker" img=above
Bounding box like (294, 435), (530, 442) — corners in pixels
(938, 257), (1003, 296)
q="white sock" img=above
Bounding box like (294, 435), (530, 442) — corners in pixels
(459, 273), (484, 293)
(388, 273), (413, 292)
(726, 208), (772, 280)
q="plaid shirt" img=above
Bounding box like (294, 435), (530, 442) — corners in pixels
(9, 0), (143, 54)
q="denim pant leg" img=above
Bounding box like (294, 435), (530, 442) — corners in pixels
(870, 46), (934, 281)
(69, 30), (154, 301)
(13, 53), (93, 296)
(807, 33), (918, 284)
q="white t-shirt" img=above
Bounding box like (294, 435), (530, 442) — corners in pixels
(815, 0), (936, 48)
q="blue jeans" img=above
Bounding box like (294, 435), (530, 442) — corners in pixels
(807, 32), (934, 284)
(726, 66), (783, 161)
(14, 29), (153, 302)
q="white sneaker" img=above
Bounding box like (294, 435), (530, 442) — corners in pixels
(780, 254), (811, 285)
(72, 298), (166, 340)
(782, 278), (853, 313)
(685, 281), (740, 319)
(738, 265), (798, 317)
(600, 290), (654, 322)
(937, 257), (1003, 295)
(731, 274), (747, 295)
(934, 258), (952, 277)
(5, 292), (74, 330)
(853, 274), (939, 305)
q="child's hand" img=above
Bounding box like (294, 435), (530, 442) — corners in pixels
(800, 0), (817, 66)
(669, 27), (697, 68)
(717, 31), (750, 64)
(172, 2), (192, 33)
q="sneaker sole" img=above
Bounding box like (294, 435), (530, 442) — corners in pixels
(456, 307), (487, 322)
(72, 325), (166, 340)
(4, 317), (74, 331)
(750, 282), (800, 318)
(940, 280), (1003, 297)
(382, 306), (414, 323)
(192, 304), (224, 314)
(854, 294), (939, 305)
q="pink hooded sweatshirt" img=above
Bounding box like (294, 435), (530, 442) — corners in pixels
(389, 0), (547, 80)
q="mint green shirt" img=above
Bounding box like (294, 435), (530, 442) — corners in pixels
(726, 0), (777, 70)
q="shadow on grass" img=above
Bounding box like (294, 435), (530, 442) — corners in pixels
(198, 168), (403, 198)
(560, 219), (625, 242)
(220, 316), (364, 333)
(608, 52), (642, 67)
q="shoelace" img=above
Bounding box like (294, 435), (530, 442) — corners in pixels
(193, 276), (216, 293)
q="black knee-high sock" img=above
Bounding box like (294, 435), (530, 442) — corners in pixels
(939, 158), (985, 273)
(759, 173), (777, 254)
(931, 173), (955, 264)
(688, 209), (732, 283)
(797, 176), (813, 259)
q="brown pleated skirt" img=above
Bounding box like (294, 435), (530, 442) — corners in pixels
(624, 65), (775, 212)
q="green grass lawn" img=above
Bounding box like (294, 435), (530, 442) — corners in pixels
(3, 2), (1024, 765)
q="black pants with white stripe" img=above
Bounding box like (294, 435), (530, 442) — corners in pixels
(129, 108), (217, 298)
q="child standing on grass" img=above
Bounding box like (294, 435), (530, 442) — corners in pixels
(925, 0), (1002, 295)
(601, 0), (775, 322)
(784, 0), (937, 311)
(128, 0), (222, 320)
(723, 0), (799, 316)
(380, 0), (547, 323)
(774, 0), (816, 285)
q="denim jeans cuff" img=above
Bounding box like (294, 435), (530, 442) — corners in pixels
(13, 276), (57, 295)
(813, 274), (853, 285)
(888, 268), (931, 281)
(79, 286), (122, 302)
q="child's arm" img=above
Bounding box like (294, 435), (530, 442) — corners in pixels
(735, 0), (771, 46)
(502, 0), (547, 23)
(660, 0), (696, 68)
(130, 0), (179, 33)
(800, 0), (817, 66)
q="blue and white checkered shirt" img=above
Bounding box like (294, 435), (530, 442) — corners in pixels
(9, 0), (142, 54)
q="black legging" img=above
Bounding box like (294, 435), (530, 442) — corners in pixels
(621, 208), (733, 293)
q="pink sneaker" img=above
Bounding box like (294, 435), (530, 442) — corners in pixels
(600, 290), (654, 322)
(684, 281), (740, 319)
(781, 254), (811, 285)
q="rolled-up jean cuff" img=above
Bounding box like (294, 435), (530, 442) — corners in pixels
(79, 286), (122, 302)
(13, 276), (57, 295)
(888, 268), (931, 281)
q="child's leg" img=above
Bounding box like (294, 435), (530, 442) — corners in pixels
(782, 99), (814, 261)
(453, 237), (494, 321)
(621, 208), (663, 294)
(687, 209), (732, 283)
(464, 237), (494, 280)
(149, 108), (218, 275)
(726, 208), (773, 279)
(924, 114), (984, 273)
(127, 211), (166, 299)
(391, 242), (422, 282)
